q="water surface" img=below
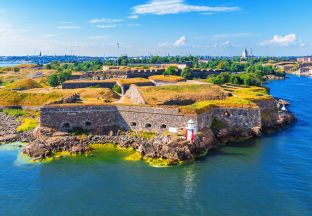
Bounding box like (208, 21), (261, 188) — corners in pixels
(0, 75), (311, 216)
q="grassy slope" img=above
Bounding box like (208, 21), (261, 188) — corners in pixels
(0, 88), (120, 106)
(181, 85), (273, 114)
(148, 75), (186, 82)
(139, 84), (229, 105)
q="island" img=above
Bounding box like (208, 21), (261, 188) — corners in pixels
(0, 58), (296, 166)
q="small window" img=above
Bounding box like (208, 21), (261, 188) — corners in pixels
(63, 123), (70, 129)
(145, 123), (152, 128)
(85, 121), (91, 127)
(130, 122), (137, 126)
(160, 124), (167, 129)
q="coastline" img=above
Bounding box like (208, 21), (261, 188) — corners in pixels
(0, 98), (296, 166)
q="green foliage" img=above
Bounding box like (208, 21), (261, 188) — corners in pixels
(47, 71), (72, 87)
(58, 71), (72, 83)
(44, 60), (103, 72)
(47, 74), (60, 87)
(211, 118), (226, 130)
(163, 66), (179, 76)
(181, 67), (194, 80)
(70, 127), (88, 136)
(3, 108), (26, 117)
(17, 118), (38, 132)
(207, 72), (263, 86)
(13, 67), (20, 73)
(112, 84), (122, 94)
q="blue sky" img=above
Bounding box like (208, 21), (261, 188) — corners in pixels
(0, 0), (311, 56)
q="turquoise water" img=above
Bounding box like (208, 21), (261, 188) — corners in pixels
(1, 75), (311, 216)
(0, 62), (19, 67)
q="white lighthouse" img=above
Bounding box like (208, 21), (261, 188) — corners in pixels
(185, 119), (197, 142)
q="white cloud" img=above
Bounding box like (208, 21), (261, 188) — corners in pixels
(58, 26), (80, 29)
(89, 18), (124, 24)
(174, 35), (187, 47)
(132, 0), (240, 15)
(127, 23), (141, 27)
(127, 15), (139, 19)
(96, 24), (119, 29)
(261, 34), (297, 46)
(158, 35), (187, 47)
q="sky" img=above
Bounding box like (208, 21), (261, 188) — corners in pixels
(0, 0), (311, 57)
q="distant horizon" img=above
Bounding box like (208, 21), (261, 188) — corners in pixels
(0, 54), (309, 58)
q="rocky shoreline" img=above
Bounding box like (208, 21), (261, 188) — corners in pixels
(0, 100), (296, 165)
(0, 112), (34, 144)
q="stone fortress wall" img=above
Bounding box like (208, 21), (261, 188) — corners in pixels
(40, 104), (265, 134)
(40, 105), (198, 134)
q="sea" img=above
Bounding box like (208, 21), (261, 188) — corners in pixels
(0, 75), (311, 216)
(0, 62), (20, 67)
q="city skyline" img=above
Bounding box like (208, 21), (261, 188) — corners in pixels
(0, 0), (311, 56)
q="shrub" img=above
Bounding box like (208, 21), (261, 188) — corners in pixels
(3, 108), (26, 117)
(17, 118), (38, 132)
(47, 74), (60, 87)
(211, 118), (226, 130)
(163, 66), (179, 76)
(112, 84), (122, 94)
(13, 67), (20, 73)
(181, 67), (194, 80)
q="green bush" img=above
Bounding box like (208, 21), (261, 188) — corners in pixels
(211, 118), (226, 130)
(112, 84), (122, 94)
(181, 67), (194, 80)
(3, 108), (26, 117)
(163, 66), (179, 76)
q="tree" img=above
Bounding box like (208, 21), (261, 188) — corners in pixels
(181, 67), (194, 80)
(48, 74), (60, 87)
(45, 64), (52, 70)
(58, 71), (72, 83)
(163, 66), (179, 76)
(230, 74), (243, 85)
(13, 67), (20, 73)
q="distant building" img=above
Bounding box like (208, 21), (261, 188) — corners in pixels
(241, 49), (249, 58)
(297, 57), (312, 63)
(198, 59), (209, 64)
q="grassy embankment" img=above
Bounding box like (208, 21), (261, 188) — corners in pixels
(0, 78), (120, 106)
(148, 75), (186, 82)
(181, 85), (273, 114)
(139, 84), (229, 105)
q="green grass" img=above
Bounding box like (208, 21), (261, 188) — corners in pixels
(5, 79), (42, 90)
(148, 75), (186, 82)
(181, 97), (257, 114)
(3, 108), (26, 117)
(17, 118), (38, 132)
(130, 131), (157, 140)
(0, 89), (64, 106)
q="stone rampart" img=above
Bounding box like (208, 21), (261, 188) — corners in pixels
(40, 105), (264, 134)
(62, 81), (116, 89)
(212, 108), (261, 129)
(124, 85), (146, 104)
(40, 105), (197, 134)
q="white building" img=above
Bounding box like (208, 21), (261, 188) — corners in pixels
(241, 49), (249, 58)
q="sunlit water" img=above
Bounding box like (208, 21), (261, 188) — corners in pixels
(1, 75), (311, 216)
